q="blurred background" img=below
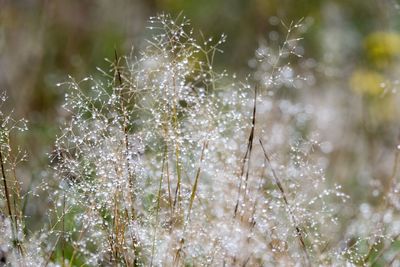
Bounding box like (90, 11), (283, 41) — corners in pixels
(2, 0), (400, 224)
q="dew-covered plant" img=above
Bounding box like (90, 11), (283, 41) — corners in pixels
(0, 93), (48, 265)
(1, 13), (400, 267)
(47, 14), (350, 266)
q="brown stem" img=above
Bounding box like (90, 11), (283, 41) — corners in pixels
(115, 49), (136, 219)
(234, 86), (257, 218)
(0, 147), (13, 223)
(187, 140), (208, 221)
(259, 139), (311, 266)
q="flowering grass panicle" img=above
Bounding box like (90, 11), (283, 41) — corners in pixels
(52, 14), (352, 266)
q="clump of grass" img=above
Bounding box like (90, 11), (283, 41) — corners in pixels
(0, 94), (52, 266)
(49, 14), (349, 266)
(0, 93), (28, 260)
(50, 13), (235, 265)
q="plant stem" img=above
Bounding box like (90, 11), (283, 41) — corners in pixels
(0, 147), (13, 225)
(259, 139), (311, 266)
(234, 87), (257, 218)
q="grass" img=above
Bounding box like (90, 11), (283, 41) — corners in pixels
(0, 13), (400, 266)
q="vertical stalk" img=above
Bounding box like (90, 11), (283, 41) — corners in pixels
(11, 166), (22, 234)
(0, 146), (22, 259)
(171, 75), (182, 211)
(61, 194), (66, 267)
(259, 139), (311, 266)
(114, 49), (136, 220)
(0, 147), (13, 225)
(187, 140), (208, 221)
(234, 87), (257, 218)
(150, 146), (167, 267)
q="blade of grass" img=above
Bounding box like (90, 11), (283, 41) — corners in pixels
(187, 140), (208, 222)
(259, 139), (311, 266)
(234, 86), (257, 218)
(150, 146), (167, 267)
(0, 147), (13, 226)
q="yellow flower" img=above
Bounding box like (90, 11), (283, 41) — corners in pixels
(364, 31), (400, 67)
(350, 69), (386, 96)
